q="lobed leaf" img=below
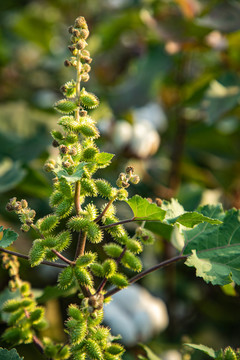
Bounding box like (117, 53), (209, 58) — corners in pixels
(0, 226), (18, 249)
(183, 206), (240, 285)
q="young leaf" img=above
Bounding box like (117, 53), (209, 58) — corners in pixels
(126, 195), (166, 221)
(0, 347), (24, 360)
(55, 162), (87, 183)
(95, 153), (114, 168)
(184, 344), (216, 358)
(0, 226), (18, 249)
(183, 207), (240, 285)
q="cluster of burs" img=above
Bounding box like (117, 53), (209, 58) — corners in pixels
(3, 16), (155, 360)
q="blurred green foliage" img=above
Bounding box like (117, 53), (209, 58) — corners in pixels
(1, 0), (240, 358)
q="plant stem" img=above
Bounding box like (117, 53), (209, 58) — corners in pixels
(51, 249), (74, 265)
(74, 180), (81, 215)
(74, 231), (87, 260)
(0, 247), (67, 268)
(100, 217), (135, 230)
(94, 199), (114, 223)
(96, 246), (127, 294)
(104, 254), (188, 298)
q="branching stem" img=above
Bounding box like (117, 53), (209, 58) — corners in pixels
(0, 247), (67, 268)
(96, 246), (127, 294)
(104, 254), (188, 298)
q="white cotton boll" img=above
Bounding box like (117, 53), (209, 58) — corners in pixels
(113, 120), (133, 149)
(130, 122), (160, 158)
(104, 285), (169, 345)
(133, 310), (153, 341)
(104, 301), (137, 346)
(133, 102), (168, 133)
(162, 350), (182, 360)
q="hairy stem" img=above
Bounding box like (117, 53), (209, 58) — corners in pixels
(104, 254), (188, 298)
(74, 231), (87, 260)
(0, 248), (67, 268)
(74, 180), (81, 215)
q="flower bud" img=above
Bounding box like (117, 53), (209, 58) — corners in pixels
(73, 29), (81, 37)
(74, 16), (87, 28)
(68, 26), (74, 34)
(80, 110), (87, 116)
(59, 145), (69, 154)
(52, 139), (59, 147)
(76, 40), (86, 50)
(83, 63), (91, 73)
(6, 203), (14, 212)
(21, 199), (28, 208)
(81, 73), (90, 82)
(155, 198), (162, 206)
(64, 59), (71, 67)
(43, 162), (55, 172)
(62, 160), (71, 168)
(69, 147), (77, 156)
(14, 201), (22, 211)
(130, 175), (140, 185)
(80, 29), (89, 40)
(126, 166), (134, 175)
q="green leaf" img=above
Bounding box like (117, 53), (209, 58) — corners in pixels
(184, 343), (216, 358)
(95, 152), (114, 168)
(183, 206), (240, 285)
(139, 344), (162, 360)
(168, 212), (222, 227)
(55, 162), (87, 183)
(0, 348), (23, 360)
(126, 195), (166, 221)
(145, 200), (223, 241)
(0, 226), (18, 248)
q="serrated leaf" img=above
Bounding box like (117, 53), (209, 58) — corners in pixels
(0, 347), (24, 360)
(167, 212), (222, 227)
(0, 226), (18, 248)
(183, 206), (240, 285)
(126, 195), (166, 221)
(145, 201), (223, 241)
(95, 152), (114, 168)
(55, 162), (87, 183)
(184, 344), (216, 358)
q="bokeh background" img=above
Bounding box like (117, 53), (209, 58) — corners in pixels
(1, 0), (240, 359)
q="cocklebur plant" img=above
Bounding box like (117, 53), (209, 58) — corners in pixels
(1, 15), (240, 360)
